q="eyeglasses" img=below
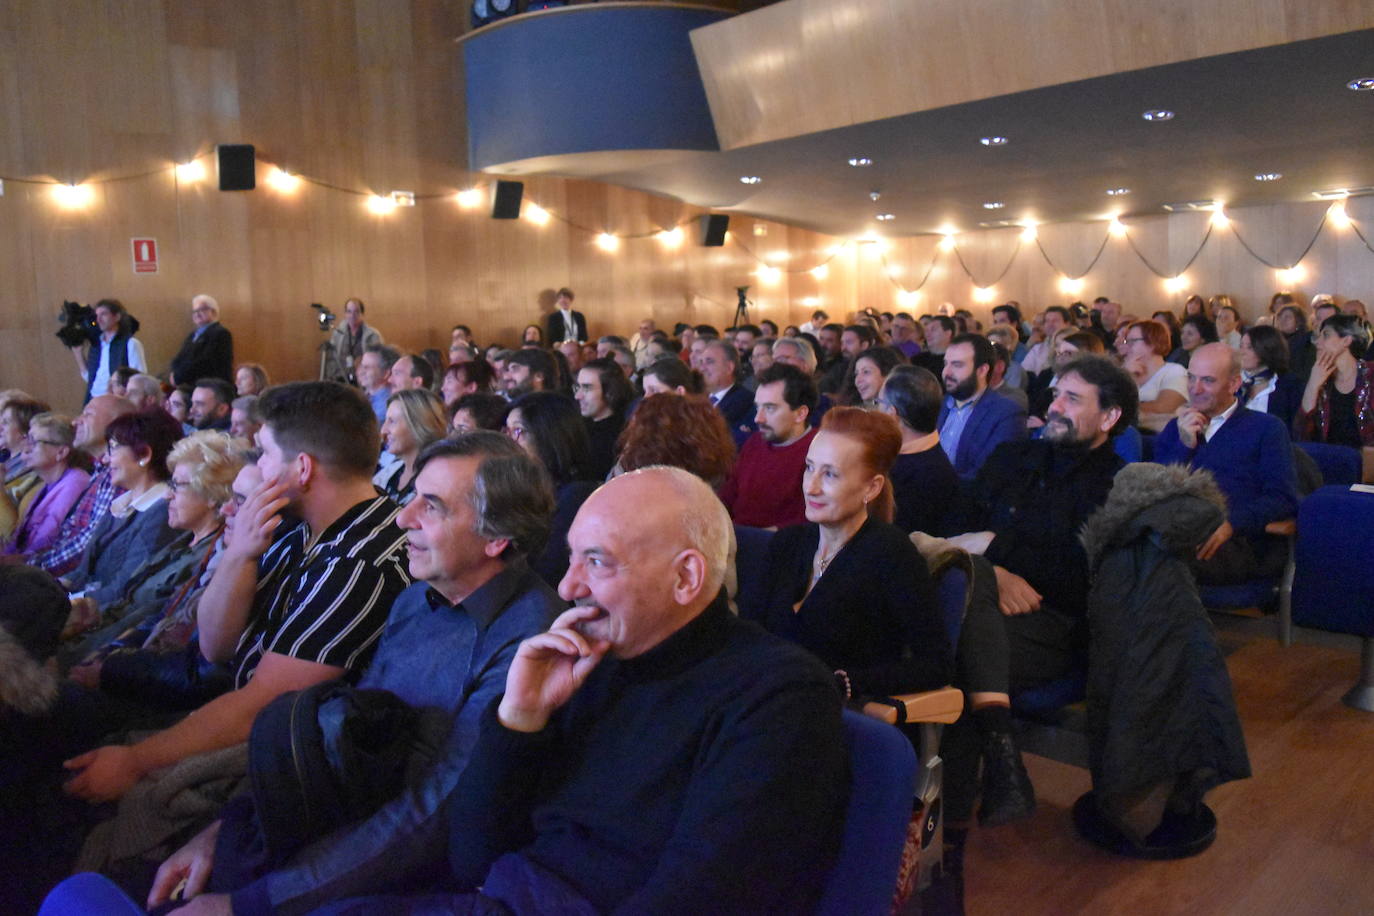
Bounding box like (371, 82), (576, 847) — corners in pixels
(1125, 337), (1147, 345)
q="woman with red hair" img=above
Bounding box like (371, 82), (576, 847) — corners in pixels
(614, 393), (734, 487)
(746, 407), (950, 701)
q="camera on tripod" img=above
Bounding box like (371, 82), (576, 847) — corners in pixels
(311, 302), (337, 333)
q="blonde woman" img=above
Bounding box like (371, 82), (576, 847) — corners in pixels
(379, 389), (448, 503)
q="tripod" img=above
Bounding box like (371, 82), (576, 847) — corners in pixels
(733, 286), (752, 328)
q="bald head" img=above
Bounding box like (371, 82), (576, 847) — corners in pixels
(560, 467), (730, 658)
(75, 394), (136, 453)
(1185, 342), (1242, 417)
(1192, 342), (1240, 379)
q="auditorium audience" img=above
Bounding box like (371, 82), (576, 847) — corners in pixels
(573, 357), (632, 480)
(718, 364), (818, 529)
(62, 409), (182, 609)
(1238, 325), (1304, 428)
(388, 353), (435, 393)
(616, 392), (736, 489)
(228, 396), (261, 442)
(1295, 313), (1374, 447)
(324, 298), (383, 384)
(503, 348), (557, 398)
(1121, 319), (1188, 430)
(506, 392), (597, 588)
(62, 382), (411, 808)
(1178, 314), (1219, 366)
(164, 385), (193, 428)
(379, 389), (448, 504)
(449, 392), (509, 435)
(1276, 304), (1317, 381)
(1019, 305), (1070, 375)
(234, 363), (269, 397)
(853, 345), (907, 409)
(189, 378), (235, 432)
(942, 355), (1137, 829)
(25, 396), (136, 577)
(747, 407), (950, 703)
(640, 356), (704, 396)
(356, 346), (397, 423)
(123, 374), (163, 413)
(988, 342), (1030, 412)
(699, 339), (754, 446)
(169, 295), (234, 386)
(939, 334), (1027, 480)
(145, 433), (562, 915)
(879, 366), (959, 536)
(1215, 303), (1244, 349)
(440, 358), (495, 406)
(1027, 330), (1104, 424)
(2, 413), (88, 559)
(1155, 343), (1299, 584)
(1, 397), (48, 516)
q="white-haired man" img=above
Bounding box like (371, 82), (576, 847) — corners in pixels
(169, 294), (234, 386)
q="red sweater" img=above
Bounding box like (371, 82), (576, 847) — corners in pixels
(718, 428), (816, 528)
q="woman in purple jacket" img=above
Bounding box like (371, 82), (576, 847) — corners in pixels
(3, 413), (89, 559)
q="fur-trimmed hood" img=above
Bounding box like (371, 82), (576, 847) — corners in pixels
(0, 626), (58, 717)
(1080, 462), (1228, 570)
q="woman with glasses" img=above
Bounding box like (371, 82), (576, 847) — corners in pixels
(61, 410), (181, 609)
(2, 414), (90, 559)
(60, 431), (243, 667)
(1120, 320), (1187, 431)
(379, 389), (447, 505)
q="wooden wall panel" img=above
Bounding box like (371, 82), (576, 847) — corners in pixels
(3, 0), (1374, 413)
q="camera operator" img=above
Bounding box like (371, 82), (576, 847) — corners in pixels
(69, 299), (146, 403)
(168, 293), (234, 386)
(323, 297), (384, 383)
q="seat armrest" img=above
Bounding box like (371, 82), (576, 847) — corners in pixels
(861, 686), (963, 726)
(1265, 519), (1296, 537)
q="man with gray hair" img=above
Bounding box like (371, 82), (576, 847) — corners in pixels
(246, 466), (848, 913)
(151, 432), (565, 913)
(123, 374), (163, 412)
(771, 335), (818, 375)
(229, 396), (261, 442)
(169, 293), (234, 386)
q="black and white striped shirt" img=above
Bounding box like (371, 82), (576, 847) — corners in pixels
(231, 495), (412, 688)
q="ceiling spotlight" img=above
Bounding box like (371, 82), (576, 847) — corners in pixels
(979, 136), (1009, 147)
(739, 176), (762, 185)
(1142, 109), (1175, 121)
(1254, 173), (1283, 182)
(875, 213), (895, 221)
(869, 190), (882, 202)
(1106, 188), (1131, 196)
(982, 201), (1004, 209)
(1347, 77), (1374, 91)
(848, 157), (873, 167)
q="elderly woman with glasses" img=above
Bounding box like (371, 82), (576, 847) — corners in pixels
(2, 413), (90, 560)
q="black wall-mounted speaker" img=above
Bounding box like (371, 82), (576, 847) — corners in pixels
(700, 214), (729, 247)
(492, 180), (525, 219)
(216, 144), (256, 191)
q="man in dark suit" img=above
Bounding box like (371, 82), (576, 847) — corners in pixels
(700, 339), (754, 447)
(1154, 342), (1299, 585)
(938, 334), (1026, 479)
(169, 294), (234, 385)
(545, 287), (587, 344)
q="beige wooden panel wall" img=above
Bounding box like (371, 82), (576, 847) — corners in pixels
(691, 0), (1374, 149)
(3, 0), (1373, 412)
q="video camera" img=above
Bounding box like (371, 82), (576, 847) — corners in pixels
(55, 301), (96, 348)
(311, 302), (337, 333)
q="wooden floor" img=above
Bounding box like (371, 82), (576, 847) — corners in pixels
(964, 619), (1374, 916)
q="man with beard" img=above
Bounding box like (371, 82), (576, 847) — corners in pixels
(937, 334), (1025, 480)
(189, 379), (235, 432)
(940, 355), (1136, 834)
(502, 349), (556, 400)
(718, 364), (818, 528)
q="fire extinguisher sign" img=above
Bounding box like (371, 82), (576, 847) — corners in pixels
(132, 238), (159, 274)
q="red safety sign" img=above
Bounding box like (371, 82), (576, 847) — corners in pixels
(132, 238), (159, 274)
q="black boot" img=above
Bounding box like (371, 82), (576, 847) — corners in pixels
(977, 732), (1035, 827)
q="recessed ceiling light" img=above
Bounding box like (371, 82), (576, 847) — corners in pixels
(875, 213), (895, 221)
(848, 157), (873, 167)
(1347, 77), (1374, 91)
(1106, 188), (1131, 196)
(1142, 109), (1174, 121)
(982, 201), (1005, 209)
(979, 136), (1009, 147)
(1254, 173), (1283, 182)
(739, 176), (761, 185)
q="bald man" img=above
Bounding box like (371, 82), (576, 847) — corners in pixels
(1154, 342), (1298, 584)
(396, 468), (848, 912)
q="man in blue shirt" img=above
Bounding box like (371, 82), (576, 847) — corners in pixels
(1154, 343), (1298, 584)
(939, 334), (1026, 479)
(150, 432), (564, 914)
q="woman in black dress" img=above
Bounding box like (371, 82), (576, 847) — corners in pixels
(747, 407), (950, 701)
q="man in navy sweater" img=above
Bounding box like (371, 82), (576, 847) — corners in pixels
(1154, 343), (1299, 584)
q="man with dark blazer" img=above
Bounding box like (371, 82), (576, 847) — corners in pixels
(169, 293), (234, 385)
(938, 334), (1026, 480)
(545, 287), (587, 344)
(700, 339), (755, 447)
(1154, 343), (1299, 585)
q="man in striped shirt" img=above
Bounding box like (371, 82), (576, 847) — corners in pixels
(64, 382), (412, 803)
